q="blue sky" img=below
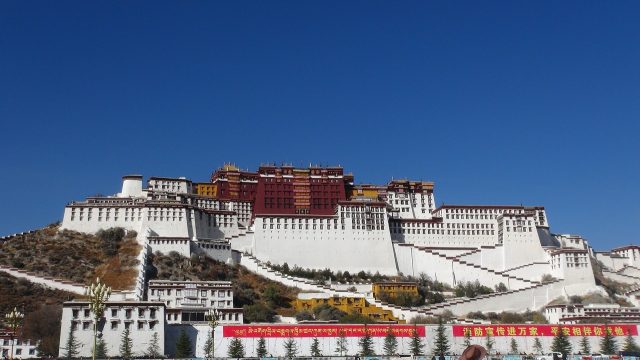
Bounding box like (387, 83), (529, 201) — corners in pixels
(1, 1), (638, 250)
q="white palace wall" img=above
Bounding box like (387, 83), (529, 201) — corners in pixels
(619, 266), (640, 278)
(502, 233), (549, 270)
(61, 204), (239, 242)
(60, 206), (144, 234)
(477, 246), (505, 270)
(433, 279), (600, 316)
(393, 244), (530, 289)
(252, 217), (398, 275)
(502, 263), (550, 282)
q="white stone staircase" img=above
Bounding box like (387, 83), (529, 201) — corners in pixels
(413, 246), (538, 288)
(239, 253), (363, 296)
(0, 264), (86, 294)
(225, 225), (253, 241)
(0, 264), (134, 300)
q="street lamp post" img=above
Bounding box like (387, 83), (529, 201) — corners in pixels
(206, 308), (220, 359)
(4, 307), (23, 360)
(86, 278), (111, 360)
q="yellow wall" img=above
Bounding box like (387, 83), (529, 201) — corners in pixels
(372, 282), (419, 300)
(292, 296), (403, 323)
(350, 187), (381, 200)
(195, 183), (217, 198)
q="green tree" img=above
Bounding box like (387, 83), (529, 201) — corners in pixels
(204, 332), (214, 359)
(263, 284), (284, 307)
(510, 338), (519, 354)
(623, 332), (640, 353)
(600, 326), (618, 355)
(95, 338), (108, 359)
(243, 303), (277, 323)
(62, 326), (80, 359)
(359, 325), (375, 356)
(434, 318), (450, 355)
(551, 328), (572, 356)
(310, 337), (322, 357)
(335, 329), (348, 356)
(409, 326), (424, 356)
(228, 337), (245, 358)
(485, 333), (495, 355)
(283, 337), (298, 358)
(147, 332), (161, 358)
(120, 328), (134, 359)
(383, 327), (398, 356)
(175, 329), (193, 358)
(533, 337), (544, 355)
(257, 337), (268, 358)
(580, 336), (591, 354)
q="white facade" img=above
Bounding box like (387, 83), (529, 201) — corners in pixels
(148, 177), (192, 194)
(60, 176), (237, 264)
(549, 249), (596, 286)
(148, 280), (243, 325)
(386, 188), (435, 220)
(58, 301), (166, 358)
(0, 330), (37, 359)
(251, 201), (398, 275)
(544, 303), (640, 324)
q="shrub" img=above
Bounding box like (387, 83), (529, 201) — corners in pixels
(97, 227), (125, 256)
(313, 304), (347, 321)
(454, 280), (493, 298)
(295, 310), (314, 321)
(244, 303), (277, 323)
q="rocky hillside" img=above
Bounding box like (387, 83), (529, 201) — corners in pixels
(0, 272), (75, 356)
(0, 225), (140, 290)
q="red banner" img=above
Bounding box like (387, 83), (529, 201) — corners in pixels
(223, 325), (426, 338)
(452, 324), (638, 337)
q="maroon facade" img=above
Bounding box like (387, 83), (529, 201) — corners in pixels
(253, 165), (350, 216)
(210, 165), (258, 202)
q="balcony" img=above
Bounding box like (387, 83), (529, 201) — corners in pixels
(181, 300), (204, 307)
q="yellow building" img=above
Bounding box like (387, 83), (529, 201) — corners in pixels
(292, 295), (404, 323)
(349, 184), (384, 201)
(194, 183), (217, 198)
(372, 282), (419, 301)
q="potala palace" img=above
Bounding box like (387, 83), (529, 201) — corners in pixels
(59, 164), (640, 312)
(5, 163), (637, 358)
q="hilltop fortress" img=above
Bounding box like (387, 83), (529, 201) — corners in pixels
(60, 163), (640, 316)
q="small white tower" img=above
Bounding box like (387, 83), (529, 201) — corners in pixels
(120, 175), (143, 197)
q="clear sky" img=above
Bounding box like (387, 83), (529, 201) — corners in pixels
(1, 1), (638, 250)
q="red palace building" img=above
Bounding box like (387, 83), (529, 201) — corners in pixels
(209, 164), (258, 202)
(204, 164), (354, 216)
(254, 164), (353, 216)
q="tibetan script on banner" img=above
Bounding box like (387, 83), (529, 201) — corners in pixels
(452, 324), (637, 337)
(223, 325), (426, 338)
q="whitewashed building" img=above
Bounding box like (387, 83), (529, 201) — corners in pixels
(58, 301), (166, 358)
(0, 329), (38, 359)
(544, 303), (640, 324)
(60, 175), (238, 263)
(148, 280), (243, 324)
(56, 171), (639, 318)
(251, 200), (398, 275)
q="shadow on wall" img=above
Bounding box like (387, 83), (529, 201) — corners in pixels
(165, 324), (201, 358)
(538, 228), (560, 247)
